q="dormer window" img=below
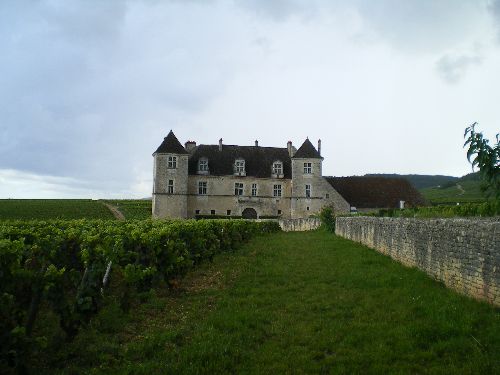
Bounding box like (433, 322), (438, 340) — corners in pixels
(234, 159), (246, 176)
(198, 158), (209, 174)
(272, 161), (283, 178)
(167, 156), (177, 169)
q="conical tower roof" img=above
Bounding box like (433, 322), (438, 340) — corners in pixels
(292, 138), (322, 158)
(153, 130), (189, 155)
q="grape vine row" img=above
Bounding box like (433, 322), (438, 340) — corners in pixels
(0, 218), (280, 373)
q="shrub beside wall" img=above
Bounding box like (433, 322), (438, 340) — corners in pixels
(336, 217), (500, 306)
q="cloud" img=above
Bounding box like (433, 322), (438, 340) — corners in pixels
(236, 0), (318, 21)
(435, 52), (482, 84)
(1, 0), (499, 198)
(0, 0), (242, 190)
(0, 168), (151, 199)
(490, 0), (500, 40)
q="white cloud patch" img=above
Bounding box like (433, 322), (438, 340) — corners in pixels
(0, 169), (151, 199)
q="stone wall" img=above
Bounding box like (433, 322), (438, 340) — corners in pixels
(278, 218), (322, 232)
(335, 217), (500, 306)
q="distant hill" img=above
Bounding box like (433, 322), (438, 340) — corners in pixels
(363, 173), (490, 205)
(364, 174), (458, 190)
(419, 172), (490, 204)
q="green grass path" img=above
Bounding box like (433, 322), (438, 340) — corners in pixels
(51, 231), (499, 374)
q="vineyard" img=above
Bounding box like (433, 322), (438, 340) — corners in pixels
(103, 200), (152, 220)
(0, 218), (279, 374)
(0, 199), (115, 220)
(372, 200), (500, 218)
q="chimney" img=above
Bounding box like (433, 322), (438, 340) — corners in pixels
(318, 139), (321, 156)
(287, 141), (293, 157)
(219, 138), (223, 152)
(185, 140), (196, 152)
(255, 140), (258, 147)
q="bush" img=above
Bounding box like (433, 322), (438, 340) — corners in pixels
(319, 207), (336, 232)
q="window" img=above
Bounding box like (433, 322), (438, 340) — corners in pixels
(195, 209), (200, 215)
(304, 162), (312, 174)
(198, 158), (208, 172)
(234, 183), (243, 196)
(278, 210), (282, 215)
(198, 181), (207, 195)
(272, 161), (283, 175)
(211, 210), (216, 215)
(273, 184), (282, 197)
(168, 156), (177, 169)
(306, 206), (310, 211)
(235, 159), (245, 174)
(251, 183), (257, 196)
(227, 210), (231, 216)
(167, 179), (174, 194)
(305, 184), (311, 198)
(326, 193), (329, 199)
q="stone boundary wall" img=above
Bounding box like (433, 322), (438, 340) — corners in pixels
(277, 218), (322, 232)
(335, 217), (500, 306)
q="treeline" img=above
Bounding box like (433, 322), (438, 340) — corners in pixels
(0, 219), (280, 374)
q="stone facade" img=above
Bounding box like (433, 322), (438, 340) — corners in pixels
(153, 131), (350, 219)
(336, 216), (500, 306)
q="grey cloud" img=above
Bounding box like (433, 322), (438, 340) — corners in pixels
(489, 0), (500, 40)
(1, 0), (498, 198)
(236, 0), (318, 21)
(435, 52), (482, 84)
(0, 0), (244, 192)
(236, 0), (488, 53)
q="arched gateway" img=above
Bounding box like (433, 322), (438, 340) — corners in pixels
(242, 208), (258, 219)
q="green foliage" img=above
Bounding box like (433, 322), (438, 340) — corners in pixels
(40, 231), (500, 374)
(373, 201), (500, 218)
(319, 207), (336, 231)
(0, 218), (280, 373)
(464, 123), (500, 199)
(0, 199), (115, 220)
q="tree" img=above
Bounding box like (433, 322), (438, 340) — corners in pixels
(464, 123), (500, 199)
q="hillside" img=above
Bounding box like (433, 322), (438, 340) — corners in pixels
(364, 174), (458, 189)
(363, 173), (491, 205)
(419, 173), (490, 204)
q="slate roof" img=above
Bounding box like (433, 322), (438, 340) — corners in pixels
(188, 144), (292, 178)
(153, 130), (189, 155)
(292, 138), (322, 159)
(325, 176), (427, 208)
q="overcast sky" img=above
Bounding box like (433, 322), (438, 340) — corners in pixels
(1, 0), (500, 198)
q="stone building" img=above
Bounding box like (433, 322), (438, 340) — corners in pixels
(152, 131), (351, 219)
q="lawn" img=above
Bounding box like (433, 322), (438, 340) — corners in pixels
(38, 230), (499, 374)
(0, 199), (115, 220)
